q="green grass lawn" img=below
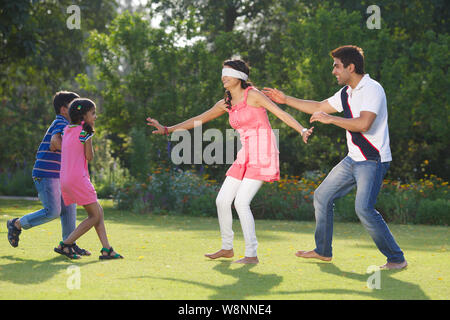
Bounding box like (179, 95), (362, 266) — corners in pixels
(0, 199), (448, 300)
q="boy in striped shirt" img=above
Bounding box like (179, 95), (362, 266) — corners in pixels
(7, 91), (90, 256)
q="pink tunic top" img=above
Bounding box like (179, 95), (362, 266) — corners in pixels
(60, 125), (97, 206)
(226, 87), (280, 182)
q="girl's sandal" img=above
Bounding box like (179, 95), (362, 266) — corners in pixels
(99, 247), (123, 260)
(73, 243), (91, 256)
(54, 241), (81, 259)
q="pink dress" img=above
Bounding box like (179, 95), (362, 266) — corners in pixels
(60, 125), (97, 206)
(226, 87), (280, 182)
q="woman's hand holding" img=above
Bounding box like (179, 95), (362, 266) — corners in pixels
(146, 117), (166, 135)
(302, 127), (314, 144)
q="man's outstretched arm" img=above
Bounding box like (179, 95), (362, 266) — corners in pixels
(310, 111), (377, 133)
(262, 87), (338, 114)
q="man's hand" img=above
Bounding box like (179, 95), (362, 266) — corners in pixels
(310, 111), (334, 125)
(311, 110), (376, 132)
(262, 87), (287, 104)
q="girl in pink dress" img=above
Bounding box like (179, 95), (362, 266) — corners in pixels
(54, 98), (123, 260)
(147, 60), (313, 264)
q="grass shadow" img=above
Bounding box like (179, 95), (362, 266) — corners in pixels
(0, 255), (99, 285)
(276, 262), (430, 300)
(208, 261), (283, 299)
(127, 260), (283, 299)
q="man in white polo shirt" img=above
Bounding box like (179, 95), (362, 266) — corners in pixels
(263, 45), (407, 269)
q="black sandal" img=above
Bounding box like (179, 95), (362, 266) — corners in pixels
(54, 241), (80, 259)
(73, 243), (91, 256)
(99, 247), (123, 260)
(7, 218), (21, 248)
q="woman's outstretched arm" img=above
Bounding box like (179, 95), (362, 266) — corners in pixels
(147, 100), (227, 134)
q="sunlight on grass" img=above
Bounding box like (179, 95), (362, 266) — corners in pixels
(0, 199), (449, 299)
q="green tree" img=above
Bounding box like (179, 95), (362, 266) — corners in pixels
(0, 0), (118, 173)
(78, 11), (229, 175)
(152, 0), (275, 35)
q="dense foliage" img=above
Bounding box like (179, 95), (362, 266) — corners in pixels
(114, 168), (449, 225)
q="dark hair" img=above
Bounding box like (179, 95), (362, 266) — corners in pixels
(330, 45), (365, 75)
(68, 98), (96, 134)
(223, 59), (253, 109)
(53, 91), (80, 115)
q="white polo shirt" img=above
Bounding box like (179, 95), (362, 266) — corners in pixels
(327, 74), (392, 162)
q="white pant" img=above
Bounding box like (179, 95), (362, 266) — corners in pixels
(215, 176), (263, 257)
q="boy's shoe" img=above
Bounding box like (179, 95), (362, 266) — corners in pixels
(7, 218), (22, 248)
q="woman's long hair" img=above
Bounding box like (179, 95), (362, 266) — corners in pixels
(68, 98), (96, 134)
(223, 59), (253, 109)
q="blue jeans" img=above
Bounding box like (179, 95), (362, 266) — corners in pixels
(313, 156), (405, 263)
(19, 178), (77, 240)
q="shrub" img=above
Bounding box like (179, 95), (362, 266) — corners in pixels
(0, 165), (35, 196)
(416, 199), (450, 225)
(113, 168), (219, 215)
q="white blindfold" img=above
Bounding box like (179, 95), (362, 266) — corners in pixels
(221, 68), (249, 81)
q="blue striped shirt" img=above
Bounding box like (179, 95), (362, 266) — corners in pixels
(32, 115), (69, 178)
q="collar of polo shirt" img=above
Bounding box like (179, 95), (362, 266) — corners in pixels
(348, 74), (370, 96)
